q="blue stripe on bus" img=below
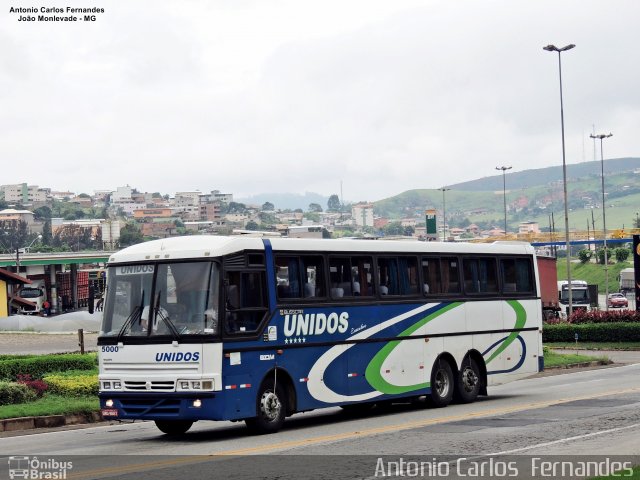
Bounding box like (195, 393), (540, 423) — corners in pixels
(262, 239), (277, 311)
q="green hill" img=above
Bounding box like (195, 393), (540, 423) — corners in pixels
(374, 157), (640, 232)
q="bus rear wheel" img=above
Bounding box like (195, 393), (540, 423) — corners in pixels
(427, 360), (454, 408)
(245, 380), (287, 434)
(154, 420), (193, 435)
(454, 357), (481, 404)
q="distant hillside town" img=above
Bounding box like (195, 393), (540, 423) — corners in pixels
(0, 182), (552, 254)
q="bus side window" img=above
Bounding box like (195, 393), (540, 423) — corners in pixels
(224, 271), (267, 334)
(500, 258), (533, 293)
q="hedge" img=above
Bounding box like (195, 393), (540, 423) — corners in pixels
(543, 322), (640, 342)
(0, 381), (36, 406)
(0, 353), (97, 381)
(43, 370), (98, 397)
(567, 310), (640, 324)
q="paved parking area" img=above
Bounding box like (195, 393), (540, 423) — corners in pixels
(0, 332), (98, 355)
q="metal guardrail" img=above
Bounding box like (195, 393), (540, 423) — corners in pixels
(470, 228), (640, 244)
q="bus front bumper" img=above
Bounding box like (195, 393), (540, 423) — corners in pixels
(99, 392), (226, 421)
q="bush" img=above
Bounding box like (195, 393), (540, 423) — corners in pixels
(0, 353), (97, 381)
(615, 247), (630, 263)
(543, 322), (640, 342)
(568, 309), (640, 324)
(0, 381), (37, 406)
(16, 374), (48, 398)
(578, 249), (592, 264)
(43, 370), (98, 397)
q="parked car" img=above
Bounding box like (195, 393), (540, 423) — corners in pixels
(607, 292), (629, 308)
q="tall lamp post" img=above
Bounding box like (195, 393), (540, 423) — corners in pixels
(544, 43), (575, 317)
(438, 187), (451, 241)
(591, 132), (613, 310)
(496, 166), (512, 235)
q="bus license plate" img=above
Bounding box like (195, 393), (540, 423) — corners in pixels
(101, 409), (118, 417)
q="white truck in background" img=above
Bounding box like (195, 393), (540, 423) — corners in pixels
(619, 268), (635, 295)
(17, 280), (47, 315)
(557, 280), (591, 317)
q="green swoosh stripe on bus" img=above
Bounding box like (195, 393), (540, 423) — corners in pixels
(365, 302), (463, 395)
(484, 300), (527, 365)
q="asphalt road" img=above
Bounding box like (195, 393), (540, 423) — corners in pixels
(1, 363), (639, 480)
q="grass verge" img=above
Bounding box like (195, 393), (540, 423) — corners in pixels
(0, 394), (98, 420)
(545, 342), (640, 350)
(544, 349), (609, 368)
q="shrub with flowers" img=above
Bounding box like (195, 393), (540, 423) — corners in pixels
(567, 309), (640, 324)
(43, 370), (98, 397)
(16, 374), (48, 398)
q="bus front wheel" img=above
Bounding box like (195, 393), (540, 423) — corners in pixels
(245, 380), (287, 434)
(427, 360), (454, 408)
(154, 420), (193, 435)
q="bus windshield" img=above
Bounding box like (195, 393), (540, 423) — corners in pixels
(100, 261), (220, 337)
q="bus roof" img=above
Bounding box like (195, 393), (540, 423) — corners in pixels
(108, 236), (536, 265)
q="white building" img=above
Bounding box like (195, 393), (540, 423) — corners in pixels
(111, 186), (133, 203)
(199, 190), (233, 204)
(352, 203), (374, 228)
(0, 183), (50, 204)
(174, 192), (201, 207)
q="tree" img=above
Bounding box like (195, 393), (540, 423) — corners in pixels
(596, 247), (611, 265)
(327, 194), (341, 212)
(0, 220), (32, 253)
(304, 212), (320, 223)
(308, 203), (323, 213)
(227, 202), (247, 214)
(383, 222), (404, 236)
(53, 224), (102, 251)
(42, 218), (53, 246)
(33, 206), (52, 220)
(578, 249), (592, 264)
(245, 220), (259, 231)
(615, 247), (630, 263)
(119, 223), (144, 247)
(261, 202), (275, 212)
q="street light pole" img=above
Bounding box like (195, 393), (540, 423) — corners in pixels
(496, 166), (512, 235)
(591, 132), (613, 310)
(544, 43), (575, 317)
(438, 187), (451, 241)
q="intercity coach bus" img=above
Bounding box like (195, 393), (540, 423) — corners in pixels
(98, 236), (543, 435)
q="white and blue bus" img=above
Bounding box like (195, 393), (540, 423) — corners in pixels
(98, 236), (543, 435)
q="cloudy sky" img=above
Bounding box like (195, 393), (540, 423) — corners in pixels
(1, 0), (639, 203)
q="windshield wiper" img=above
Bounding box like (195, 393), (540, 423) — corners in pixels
(152, 291), (181, 340)
(116, 291), (145, 342)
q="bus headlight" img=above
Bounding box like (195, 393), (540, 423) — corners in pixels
(105, 399), (114, 408)
(177, 379), (214, 391)
(102, 380), (122, 390)
(192, 399), (202, 408)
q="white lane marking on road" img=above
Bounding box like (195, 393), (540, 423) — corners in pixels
(486, 422), (640, 455)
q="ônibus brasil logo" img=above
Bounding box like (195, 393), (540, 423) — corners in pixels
(8, 456), (73, 479)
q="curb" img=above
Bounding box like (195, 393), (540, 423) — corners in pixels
(545, 359), (613, 370)
(0, 411), (103, 433)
